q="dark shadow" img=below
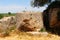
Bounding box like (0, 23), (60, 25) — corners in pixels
(43, 1), (60, 35)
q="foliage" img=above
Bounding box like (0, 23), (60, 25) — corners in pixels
(39, 28), (46, 32)
(0, 13), (16, 17)
(8, 12), (11, 15)
(0, 13), (15, 19)
(0, 14), (3, 19)
(31, 0), (60, 7)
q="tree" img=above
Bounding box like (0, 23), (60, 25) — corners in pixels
(31, 0), (60, 7)
(8, 12), (11, 15)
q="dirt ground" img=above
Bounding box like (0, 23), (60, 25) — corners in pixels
(0, 31), (60, 40)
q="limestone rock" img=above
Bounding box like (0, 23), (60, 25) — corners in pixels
(16, 12), (43, 32)
(0, 16), (16, 32)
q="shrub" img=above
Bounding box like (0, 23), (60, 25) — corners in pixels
(39, 28), (46, 32)
(0, 14), (3, 19)
(8, 12), (11, 15)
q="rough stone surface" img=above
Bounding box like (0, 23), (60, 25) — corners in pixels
(16, 12), (43, 32)
(0, 16), (16, 32)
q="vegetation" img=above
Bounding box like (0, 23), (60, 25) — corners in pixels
(31, 0), (60, 7)
(0, 14), (3, 19)
(0, 13), (16, 19)
(40, 28), (46, 32)
(8, 12), (11, 15)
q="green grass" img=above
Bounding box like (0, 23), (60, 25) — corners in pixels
(0, 13), (16, 19)
(39, 28), (46, 32)
(0, 13), (16, 16)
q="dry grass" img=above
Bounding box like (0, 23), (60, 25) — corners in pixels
(0, 31), (60, 40)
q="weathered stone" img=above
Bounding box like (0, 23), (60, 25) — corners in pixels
(0, 16), (16, 32)
(16, 12), (43, 32)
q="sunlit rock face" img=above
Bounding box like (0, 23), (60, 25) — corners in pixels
(0, 16), (16, 32)
(16, 12), (43, 32)
(43, 1), (60, 35)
